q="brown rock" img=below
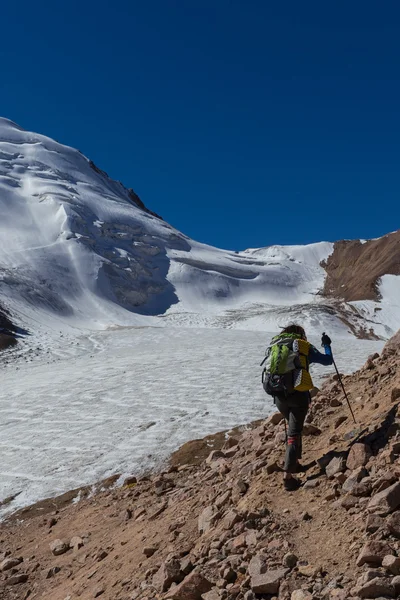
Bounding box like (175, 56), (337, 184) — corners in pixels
(302, 423), (321, 435)
(291, 591), (313, 600)
(347, 443), (371, 470)
(0, 557), (23, 571)
(202, 589), (222, 600)
(5, 573), (28, 585)
(222, 509), (241, 530)
(387, 511), (400, 537)
(356, 540), (394, 566)
(356, 576), (395, 598)
(392, 575), (400, 595)
(70, 536), (84, 550)
(206, 450), (225, 464)
(164, 571), (213, 599)
(250, 568), (289, 594)
(267, 412), (284, 426)
(198, 506), (217, 534)
(152, 558), (182, 593)
(365, 514), (384, 533)
(367, 481), (400, 515)
(326, 456), (346, 478)
(248, 554), (267, 578)
(143, 546), (158, 558)
(334, 416), (347, 429)
(391, 388), (400, 402)
(342, 467), (368, 493)
(382, 555), (400, 575)
(49, 539), (69, 556)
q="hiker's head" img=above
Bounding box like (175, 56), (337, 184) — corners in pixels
(281, 324), (307, 340)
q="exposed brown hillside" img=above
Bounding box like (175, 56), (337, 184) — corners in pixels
(2, 333), (400, 600)
(323, 230), (400, 302)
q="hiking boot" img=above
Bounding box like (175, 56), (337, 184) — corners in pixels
(284, 477), (301, 492)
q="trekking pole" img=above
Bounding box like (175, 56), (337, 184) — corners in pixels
(332, 358), (357, 424)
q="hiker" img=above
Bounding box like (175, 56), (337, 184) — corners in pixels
(261, 325), (333, 491)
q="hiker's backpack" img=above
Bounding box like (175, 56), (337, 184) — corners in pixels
(261, 333), (313, 396)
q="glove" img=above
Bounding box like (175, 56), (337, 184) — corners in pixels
(321, 332), (332, 347)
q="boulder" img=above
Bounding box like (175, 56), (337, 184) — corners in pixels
(367, 482), (400, 515)
(152, 558), (182, 593)
(365, 514), (384, 534)
(164, 572), (213, 599)
(382, 555), (400, 575)
(387, 511), (400, 537)
(356, 541), (394, 566)
(346, 443), (371, 470)
(49, 539), (69, 556)
(267, 412), (284, 425)
(5, 574), (28, 585)
(326, 456), (346, 478)
(342, 467), (368, 493)
(0, 557), (23, 571)
(250, 568), (289, 594)
(356, 577), (395, 598)
(391, 388), (400, 402)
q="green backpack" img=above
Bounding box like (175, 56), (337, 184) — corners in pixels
(261, 333), (313, 395)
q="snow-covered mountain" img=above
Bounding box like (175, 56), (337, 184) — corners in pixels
(0, 117), (398, 339)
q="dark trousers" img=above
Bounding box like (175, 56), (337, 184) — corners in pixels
(274, 392), (310, 473)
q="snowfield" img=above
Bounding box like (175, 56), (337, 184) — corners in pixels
(0, 327), (384, 517)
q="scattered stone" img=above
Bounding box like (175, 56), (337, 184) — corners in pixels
(334, 416), (347, 429)
(367, 482), (400, 515)
(49, 539), (69, 556)
(164, 571), (213, 599)
(387, 511), (400, 537)
(366, 514), (384, 533)
(215, 491), (231, 509)
(392, 575), (400, 595)
(301, 511), (312, 521)
(198, 506), (218, 534)
(291, 591), (313, 600)
(206, 450), (225, 464)
(96, 549), (108, 561)
(356, 576), (395, 598)
(298, 564), (320, 577)
(356, 541), (394, 566)
(283, 553), (298, 568)
(222, 509), (241, 530)
(235, 479), (248, 495)
(250, 568), (289, 594)
(143, 546), (158, 558)
(152, 558), (182, 593)
(342, 467), (368, 493)
(0, 557), (23, 571)
(382, 555), (400, 575)
(303, 423), (321, 436)
(303, 479), (319, 489)
(70, 536), (84, 550)
(267, 412), (284, 426)
(46, 566), (61, 578)
(202, 589), (222, 600)
(5, 573), (28, 585)
(391, 388), (400, 402)
(326, 456), (346, 478)
(347, 443), (371, 470)
(329, 398), (342, 407)
(148, 502), (167, 521)
(94, 587), (105, 598)
(123, 476), (137, 486)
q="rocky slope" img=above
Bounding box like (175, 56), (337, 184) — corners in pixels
(1, 332), (400, 600)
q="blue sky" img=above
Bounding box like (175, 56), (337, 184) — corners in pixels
(1, 1), (399, 249)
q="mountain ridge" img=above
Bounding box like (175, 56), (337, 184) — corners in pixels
(0, 118), (398, 340)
